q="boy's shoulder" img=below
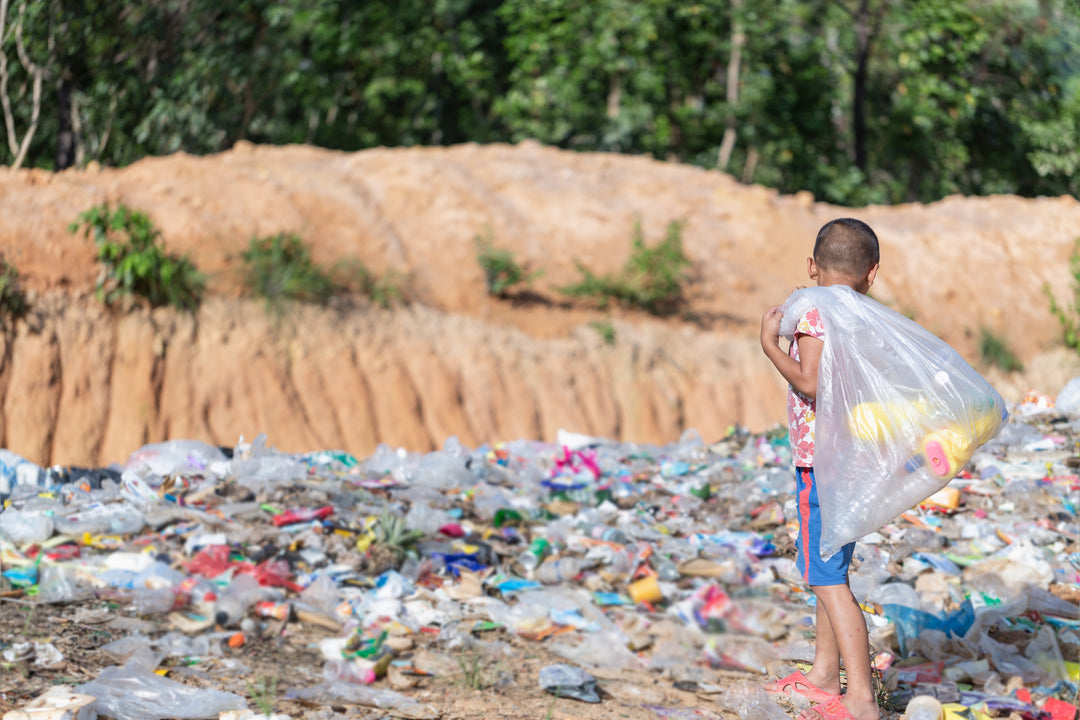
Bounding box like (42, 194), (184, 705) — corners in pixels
(795, 307), (825, 338)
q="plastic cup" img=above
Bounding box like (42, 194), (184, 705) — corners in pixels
(628, 575), (663, 605)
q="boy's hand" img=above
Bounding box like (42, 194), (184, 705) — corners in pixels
(760, 305), (783, 348)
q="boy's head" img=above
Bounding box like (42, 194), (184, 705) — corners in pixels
(808, 218), (880, 293)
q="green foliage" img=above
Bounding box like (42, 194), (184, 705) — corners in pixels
(872, 668), (896, 712)
(246, 676), (278, 716)
(4, 0), (1079, 206)
(590, 319), (617, 345)
(1046, 240), (1080, 353)
(560, 221), (692, 316)
(241, 233), (337, 306)
(0, 258), (28, 320)
(455, 642), (503, 691)
(476, 231), (539, 297)
(332, 259), (409, 309)
(978, 327), (1023, 373)
(69, 205), (204, 311)
(372, 510), (424, 553)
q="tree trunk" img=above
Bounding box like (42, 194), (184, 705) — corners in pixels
(717, 0), (743, 171)
(606, 75), (622, 120)
(70, 90), (84, 166)
(0, 0), (46, 170)
(852, 0), (872, 172)
(742, 146), (758, 183)
(56, 77), (75, 170)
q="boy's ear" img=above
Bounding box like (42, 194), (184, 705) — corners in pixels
(865, 263), (879, 289)
(807, 257), (818, 280)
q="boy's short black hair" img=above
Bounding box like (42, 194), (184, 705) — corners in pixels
(813, 218), (880, 277)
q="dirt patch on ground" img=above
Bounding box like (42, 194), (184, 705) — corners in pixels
(0, 593), (787, 720)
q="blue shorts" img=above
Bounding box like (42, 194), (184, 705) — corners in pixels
(795, 467), (854, 586)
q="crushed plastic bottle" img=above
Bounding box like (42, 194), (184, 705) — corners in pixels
(213, 573), (262, 627)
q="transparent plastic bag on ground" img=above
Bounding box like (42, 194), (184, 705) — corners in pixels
(0, 507), (55, 543)
(76, 658), (246, 720)
(779, 286), (1008, 558)
(717, 681), (790, 720)
(0, 448), (43, 501)
(1055, 377), (1080, 415)
(126, 440), (226, 476)
(287, 682), (438, 719)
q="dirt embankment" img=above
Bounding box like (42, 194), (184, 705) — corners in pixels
(1, 142), (1078, 466)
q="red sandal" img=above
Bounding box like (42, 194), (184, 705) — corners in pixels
(763, 670), (840, 704)
(796, 697), (859, 720)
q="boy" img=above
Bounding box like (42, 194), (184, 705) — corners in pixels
(759, 218), (880, 720)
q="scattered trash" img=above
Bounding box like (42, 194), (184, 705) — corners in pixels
(538, 663), (600, 702)
(904, 695), (944, 720)
(75, 657), (247, 720)
(0, 394), (1077, 719)
(0, 687), (97, 720)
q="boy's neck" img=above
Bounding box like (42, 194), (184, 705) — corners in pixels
(807, 258), (878, 295)
(817, 271), (869, 295)
(817, 274), (858, 289)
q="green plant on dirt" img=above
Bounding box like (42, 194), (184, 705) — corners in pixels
(475, 230), (541, 298)
(69, 204), (205, 311)
(20, 603), (38, 638)
(590, 319), (616, 345)
(559, 220), (693, 315)
(242, 232), (338, 307)
(246, 675), (278, 716)
(978, 327), (1023, 372)
(456, 642), (502, 690)
(364, 510), (425, 574)
(0, 258), (28, 320)
(872, 668), (896, 712)
(332, 258), (409, 309)
(1045, 239), (1080, 353)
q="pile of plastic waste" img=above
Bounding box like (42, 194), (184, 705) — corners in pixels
(1, 381), (1078, 720)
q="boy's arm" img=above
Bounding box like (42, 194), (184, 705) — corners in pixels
(760, 305), (823, 399)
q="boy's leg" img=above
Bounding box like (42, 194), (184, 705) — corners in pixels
(802, 592), (841, 695)
(792, 467), (845, 696)
(806, 583), (879, 720)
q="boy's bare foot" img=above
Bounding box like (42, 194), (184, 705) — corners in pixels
(800, 667), (842, 697)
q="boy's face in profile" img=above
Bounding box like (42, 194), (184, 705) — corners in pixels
(806, 256), (878, 295)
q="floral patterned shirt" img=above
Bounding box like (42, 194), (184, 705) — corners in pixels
(788, 308), (825, 466)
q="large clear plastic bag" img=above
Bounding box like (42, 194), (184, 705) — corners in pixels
(779, 286), (1008, 558)
(77, 657), (246, 720)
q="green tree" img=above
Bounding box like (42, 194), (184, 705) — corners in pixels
(866, 0), (1079, 202)
(0, 0), (1076, 209)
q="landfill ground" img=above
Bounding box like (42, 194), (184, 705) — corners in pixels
(0, 597), (739, 720)
(1, 400), (1078, 720)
